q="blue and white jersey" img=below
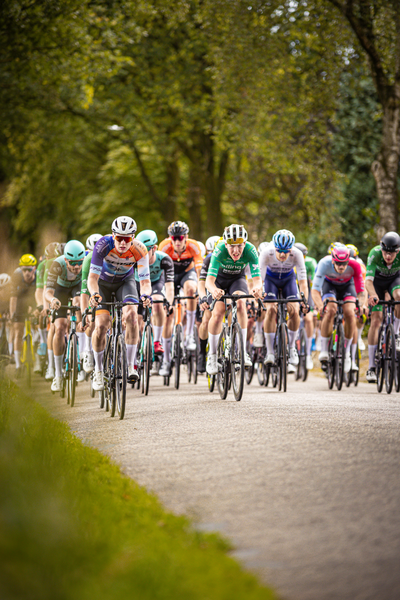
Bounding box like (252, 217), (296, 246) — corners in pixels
(259, 243), (307, 281)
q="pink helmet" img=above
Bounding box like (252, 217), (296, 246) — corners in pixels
(331, 245), (350, 262)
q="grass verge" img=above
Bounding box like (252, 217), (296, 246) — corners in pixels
(0, 377), (276, 600)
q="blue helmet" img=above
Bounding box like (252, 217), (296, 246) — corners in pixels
(272, 229), (295, 252)
(136, 229), (158, 248)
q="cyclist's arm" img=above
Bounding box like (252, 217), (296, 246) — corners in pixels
(311, 288), (323, 313)
(298, 278), (308, 301)
(35, 287), (43, 307)
(250, 276), (263, 299)
(139, 278), (152, 298)
(365, 279), (379, 305)
(198, 278), (207, 298)
(87, 272), (100, 296)
(9, 296), (17, 317)
(165, 281), (174, 307)
(205, 274), (224, 299)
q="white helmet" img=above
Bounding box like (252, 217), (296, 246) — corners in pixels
(197, 241), (206, 258)
(205, 235), (220, 253)
(86, 233), (103, 251)
(0, 273), (11, 288)
(257, 241), (270, 255)
(223, 224), (248, 245)
(112, 216), (137, 236)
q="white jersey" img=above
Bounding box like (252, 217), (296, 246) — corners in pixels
(259, 243), (307, 281)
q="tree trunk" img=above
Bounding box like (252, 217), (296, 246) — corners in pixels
(186, 167), (203, 240)
(163, 153), (180, 225)
(372, 93), (400, 238)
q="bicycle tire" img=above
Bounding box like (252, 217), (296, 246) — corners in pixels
(334, 323), (345, 390)
(279, 324), (288, 392)
(264, 363), (271, 387)
(296, 329), (308, 382)
(208, 372), (216, 392)
(245, 346), (255, 385)
(231, 322), (245, 401)
(376, 326), (384, 393)
(142, 324), (152, 396)
(193, 327), (199, 384)
(354, 343), (360, 387)
(25, 333), (34, 389)
(257, 358), (266, 386)
(103, 334), (113, 411)
(187, 349), (192, 383)
(385, 324), (395, 394)
(173, 324), (182, 390)
(68, 334), (78, 407)
(327, 334), (335, 389)
(114, 334), (127, 419)
(217, 327), (229, 399)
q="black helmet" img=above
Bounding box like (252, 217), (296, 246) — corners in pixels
(294, 242), (308, 256)
(380, 231), (400, 252)
(168, 221), (189, 237)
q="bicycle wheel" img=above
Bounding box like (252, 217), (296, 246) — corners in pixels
(142, 324), (152, 396)
(217, 328), (229, 399)
(278, 324), (288, 392)
(257, 355), (266, 386)
(173, 324), (182, 390)
(385, 324), (395, 394)
(187, 349), (192, 383)
(354, 343), (360, 387)
(67, 334), (78, 407)
(245, 346), (256, 385)
(327, 334), (335, 389)
(192, 327), (199, 384)
(113, 334), (127, 419)
(334, 323), (345, 390)
(296, 329), (308, 382)
(376, 327), (384, 393)
(24, 333), (34, 389)
(103, 334), (113, 411)
(231, 322), (245, 401)
(208, 372), (216, 392)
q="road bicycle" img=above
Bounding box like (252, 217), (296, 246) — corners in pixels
(374, 299), (400, 394)
(245, 300), (263, 386)
(322, 298), (359, 391)
(20, 314), (35, 388)
(137, 298), (168, 396)
(262, 294), (307, 393)
(50, 303), (82, 406)
(170, 293), (198, 390)
(211, 294), (260, 401)
(295, 316), (308, 382)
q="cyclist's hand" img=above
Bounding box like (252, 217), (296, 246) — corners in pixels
(252, 287), (263, 300)
(140, 294), (152, 308)
(50, 297), (61, 310)
(301, 302), (310, 315)
(89, 293), (101, 308)
(368, 296), (379, 307)
(200, 296), (209, 311)
(212, 288), (225, 300)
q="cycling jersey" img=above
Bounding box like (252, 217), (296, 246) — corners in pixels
(90, 235), (149, 283)
(46, 256), (82, 289)
(305, 256), (318, 283)
(35, 260), (46, 290)
(158, 238), (203, 275)
(134, 250), (174, 284)
(366, 246), (400, 279)
(208, 241), (260, 279)
(11, 268), (36, 298)
(312, 255), (365, 294)
(199, 254), (212, 282)
(81, 251), (93, 295)
(259, 243), (307, 281)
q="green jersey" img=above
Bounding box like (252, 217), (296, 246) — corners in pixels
(305, 256), (317, 283)
(208, 241), (260, 279)
(81, 251), (93, 295)
(366, 246), (400, 280)
(36, 260), (46, 289)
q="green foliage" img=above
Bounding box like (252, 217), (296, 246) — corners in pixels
(0, 378), (276, 600)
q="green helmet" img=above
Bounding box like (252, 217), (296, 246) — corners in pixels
(64, 240), (86, 262)
(136, 229), (158, 248)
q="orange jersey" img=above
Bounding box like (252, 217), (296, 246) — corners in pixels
(158, 238), (203, 275)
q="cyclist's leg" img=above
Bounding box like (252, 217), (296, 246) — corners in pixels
(319, 281), (337, 360)
(181, 269), (198, 346)
(119, 274), (139, 376)
(263, 275), (278, 362)
(227, 276), (250, 361)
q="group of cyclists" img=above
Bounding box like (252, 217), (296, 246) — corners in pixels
(2, 214), (400, 395)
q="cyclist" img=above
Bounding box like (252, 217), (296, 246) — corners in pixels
(88, 216), (152, 390)
(9, 254), (37, 377)
(365, 232), (400, 383)
(79, 234), (103, 374)
(44, 240), (86, 391)
(159, 221), (203, 355)
(294, 242), (317, 370)
(346, 243), (367, 351)
(35, 242), (60, 370)
(205, 236), (221, 255)
(259, 230), (308, 372)
(0, 273), (12, 362)
(312, 244), (366, 373)
(205, 224), (263, 376)
(135, 230), (174, 375)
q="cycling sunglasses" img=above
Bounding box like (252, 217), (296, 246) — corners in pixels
(334, 260), (349, 266)
(114, 235), (133, 243)
(172, 235), (185, 242)
(21, 266), (35, 272)
(226, 239), (245, 246)
(68, 259), (84, 266)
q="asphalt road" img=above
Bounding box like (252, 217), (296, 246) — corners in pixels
(30, 368), (400, 600)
